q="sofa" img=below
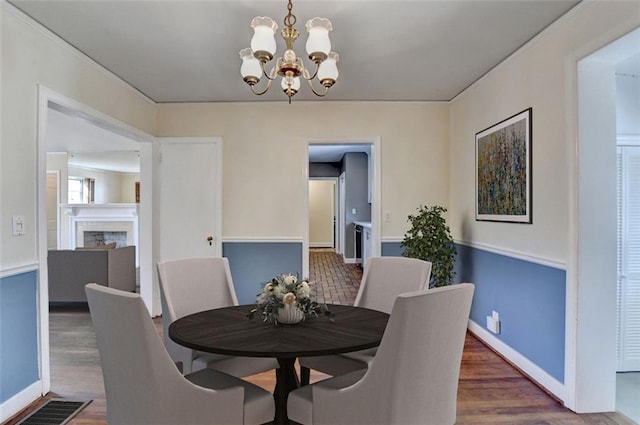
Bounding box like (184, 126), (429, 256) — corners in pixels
(48, 245), (136, 303)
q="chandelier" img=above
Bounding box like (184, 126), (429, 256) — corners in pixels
(239, 0), (339, 103)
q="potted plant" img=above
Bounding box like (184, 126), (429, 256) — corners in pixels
(401, 205), (456, 288)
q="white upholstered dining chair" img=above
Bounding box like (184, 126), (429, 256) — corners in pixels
(288, 283), (475, 425)
(157, 257), (279, 376)
(85, 283), (275, 425)
(299, 256), (432, 384)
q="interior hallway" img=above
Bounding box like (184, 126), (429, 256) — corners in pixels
(308, 247), (361, 305)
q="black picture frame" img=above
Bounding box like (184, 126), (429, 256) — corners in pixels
(475, 108), (532, 223)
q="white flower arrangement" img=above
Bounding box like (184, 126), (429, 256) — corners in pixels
(248, 273), (332, 324)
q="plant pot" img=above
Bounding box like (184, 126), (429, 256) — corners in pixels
(277, 305), (305, 324)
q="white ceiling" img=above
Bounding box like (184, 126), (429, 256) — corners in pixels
(9, 0), (581, 103)
(47, 107), (141, 173)
(24, 0), (639, 168)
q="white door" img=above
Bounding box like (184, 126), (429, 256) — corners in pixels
(158, 138), (221, 260)
(617, 145), (640, 372)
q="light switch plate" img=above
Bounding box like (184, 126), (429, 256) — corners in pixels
(12, 215), (25, 236)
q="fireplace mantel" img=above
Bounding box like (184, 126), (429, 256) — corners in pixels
(63, 203), (139, 217)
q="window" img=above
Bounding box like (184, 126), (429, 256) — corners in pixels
(68, 177), (95, 204)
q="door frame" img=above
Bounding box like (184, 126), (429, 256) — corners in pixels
(302, 138), (381, 278)
(36, 85), (155, 395)
(338, 172), (346, 255)
(567, 27), (640, 412)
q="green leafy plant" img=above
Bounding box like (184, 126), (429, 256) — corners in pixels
(401, 205), (457, 288)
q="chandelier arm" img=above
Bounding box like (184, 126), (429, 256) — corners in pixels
(304, 77), (331, 97)
(261, 61), (279, 81)
(300, 61), (320, 81)
(249, 78), (275, 96)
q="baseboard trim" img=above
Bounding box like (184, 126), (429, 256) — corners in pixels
(1, 381), (42, 423)
(468, 320), (566, 404)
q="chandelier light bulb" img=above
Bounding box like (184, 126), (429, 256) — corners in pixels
(281, 75), (301, 91)
(239, 48), (262, 83)
(250, 16), (278, 61)
(317, 51), (339, 85)
(305, 17), (332, 61)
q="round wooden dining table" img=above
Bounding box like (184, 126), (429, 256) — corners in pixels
(168, 304), (389, 425)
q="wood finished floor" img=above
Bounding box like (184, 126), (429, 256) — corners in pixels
(5, 250), (635, 425)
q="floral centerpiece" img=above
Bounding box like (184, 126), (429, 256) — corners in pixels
(248, 273), (332, 325)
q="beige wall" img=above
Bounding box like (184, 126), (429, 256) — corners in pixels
(120, 174), (140, 203)
(1, 5), (156, 269)
(156, 102), (450, 240)
(449, 1), (640, 264)
(66, 166), (140, 204)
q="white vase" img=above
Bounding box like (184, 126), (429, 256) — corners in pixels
(277, 305), (305, 324)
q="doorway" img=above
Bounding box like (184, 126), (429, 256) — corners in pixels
(574, 27), (640, 416)
(37, 87), (155, 394)
(304, 139), (380, 293)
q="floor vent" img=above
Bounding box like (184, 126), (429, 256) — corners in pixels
(17, 398), (91, 425)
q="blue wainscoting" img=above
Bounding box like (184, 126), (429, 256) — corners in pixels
(454, 243), (566, 383)
(0, 270), (39, 403)
(381, 241), (404, 257)
(223, 242), (303, 305)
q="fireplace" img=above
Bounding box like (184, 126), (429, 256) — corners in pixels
(75, 221), (134, 248)
(64, 204), (139, 264)
(83, 231), (128, 247)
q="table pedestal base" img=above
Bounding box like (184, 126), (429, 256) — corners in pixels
(273, 358), (299, 425)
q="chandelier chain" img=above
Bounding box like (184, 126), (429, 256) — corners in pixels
(284, 0), (297, 29)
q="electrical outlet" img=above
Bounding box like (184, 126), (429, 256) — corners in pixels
(384, 211), (391, 222)
(486, 314), (501, 334)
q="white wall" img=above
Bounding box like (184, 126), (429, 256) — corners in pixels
(156, 102), (450, 240)
(617, 74), (640, 135)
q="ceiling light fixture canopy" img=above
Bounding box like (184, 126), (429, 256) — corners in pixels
(239, 0), (339, 103)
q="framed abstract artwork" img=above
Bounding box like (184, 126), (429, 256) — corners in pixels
(475, 108), (532, 223)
